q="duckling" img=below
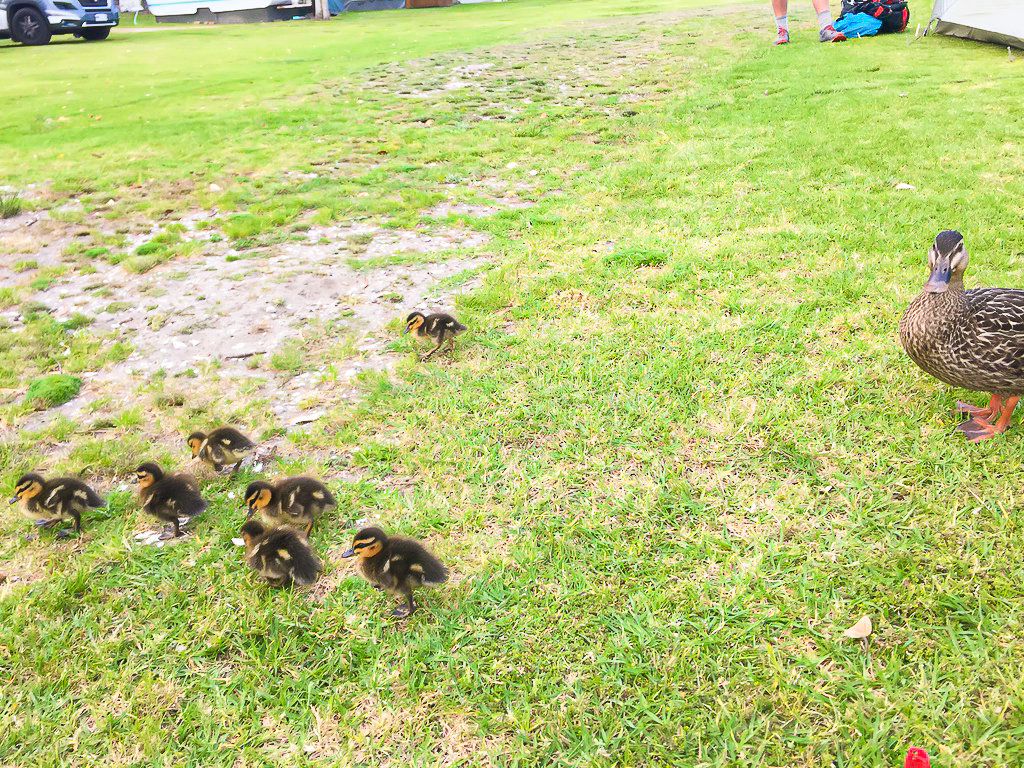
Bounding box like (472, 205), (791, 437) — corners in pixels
(342, 526), (448, 617)
(239, 520), (321, 587)
(9, 473), (104, 536)
(187, 427), (255, 473)
(134, 462), (207, 539)
(244, 477), (336, 537)
(901, 231), (1024, 441)
(404, 311), (467, 361)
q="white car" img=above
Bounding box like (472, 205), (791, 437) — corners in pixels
(1, 0), (118, 45)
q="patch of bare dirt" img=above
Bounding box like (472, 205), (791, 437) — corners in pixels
(349, 693), (509, 767)
(308, 551), (348, 603)
(0, 546), (49, 599)
(34, 223), (487, 373)
(6, 213), (494, 435)
(351, 6), (760, 124)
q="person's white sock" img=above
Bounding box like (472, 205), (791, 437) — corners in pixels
(776, 14), (789, 31)
(817, 9), (832, 30)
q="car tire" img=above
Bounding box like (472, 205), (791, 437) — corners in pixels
(79, 27), (111, 40)
(12, 7), (52, 45)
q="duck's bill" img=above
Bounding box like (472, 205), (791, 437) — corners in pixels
(925, 265), (952, 293)
(341, 548), (356, 558)
(8, 496), (18, 504)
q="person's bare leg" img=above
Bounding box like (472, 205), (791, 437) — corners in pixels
(771, 0), (789, 44)
(812, 0), (846, 41)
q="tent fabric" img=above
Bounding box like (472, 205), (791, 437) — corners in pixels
(930, 0), (1024, 50)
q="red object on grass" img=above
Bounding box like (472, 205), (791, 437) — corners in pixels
(904, 748), (931, 768)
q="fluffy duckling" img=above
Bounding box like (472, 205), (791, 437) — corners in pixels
(244, 478), (336, 536)
(342, 526), (448, 617)
(134, 462), (207, 539)
(239, 520), (321, 587)
(404, 311), (467, 361)
(9, 473), (104, 536)
(187, 427), (255, 473)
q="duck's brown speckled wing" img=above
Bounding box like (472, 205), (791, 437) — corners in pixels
(951, 288), (1024, 393)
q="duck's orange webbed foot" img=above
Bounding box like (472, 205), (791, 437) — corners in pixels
(957, 394), (1003, 420)
(957, 395), (1020, 443)
(958, 419), (1003, 442)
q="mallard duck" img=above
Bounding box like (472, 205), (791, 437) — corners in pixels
(244, 478), (336, 536)
(342, 526), (447, 617)
(187, 427), (255, 473)
(901, 230), (1024, 442)
(9, 473), (104, 536)
(239, 520), (321, 587)
(134, 462), (207, 539)
(404, 311), (467, 361)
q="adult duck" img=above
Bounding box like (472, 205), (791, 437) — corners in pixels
(900, 230), (1024, 442)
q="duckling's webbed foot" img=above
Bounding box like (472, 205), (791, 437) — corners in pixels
(419, 343), (443, 362)
(159, 521), (185, 540)
(419, 329), (448, 362)
(392, 594), (417, 618)
(55, 528), (77, 540)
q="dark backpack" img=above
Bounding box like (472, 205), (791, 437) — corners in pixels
(840, 0), (909, 33)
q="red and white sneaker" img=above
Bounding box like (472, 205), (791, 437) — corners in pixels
(774, 27), (790, 45)
(819, 24), (847, 42)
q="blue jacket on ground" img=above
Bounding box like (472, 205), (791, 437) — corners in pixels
(835, 12), (883, 38)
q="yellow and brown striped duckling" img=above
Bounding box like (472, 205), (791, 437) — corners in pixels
(239, 520), (321, 587)
(134, 462), (207, 539)
(9, 473), (104, 537)
(342, 526), (448, 617)
(187, 427), (255, 473)
(901, 231), (1024, 442)
(243, 478), (336, 537)
(404, 311), (467, 361)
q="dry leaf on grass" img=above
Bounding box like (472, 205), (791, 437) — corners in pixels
(843, 615), (873, 639)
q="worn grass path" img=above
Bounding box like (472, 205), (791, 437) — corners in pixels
(3, 1), (1024, 766)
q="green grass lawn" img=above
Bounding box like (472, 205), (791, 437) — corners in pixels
(3, 1), (1024, 765)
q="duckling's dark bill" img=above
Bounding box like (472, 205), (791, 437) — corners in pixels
(341, 548), (355, 558)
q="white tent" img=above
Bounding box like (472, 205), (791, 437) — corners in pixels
(930, 0), (1024, 50)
